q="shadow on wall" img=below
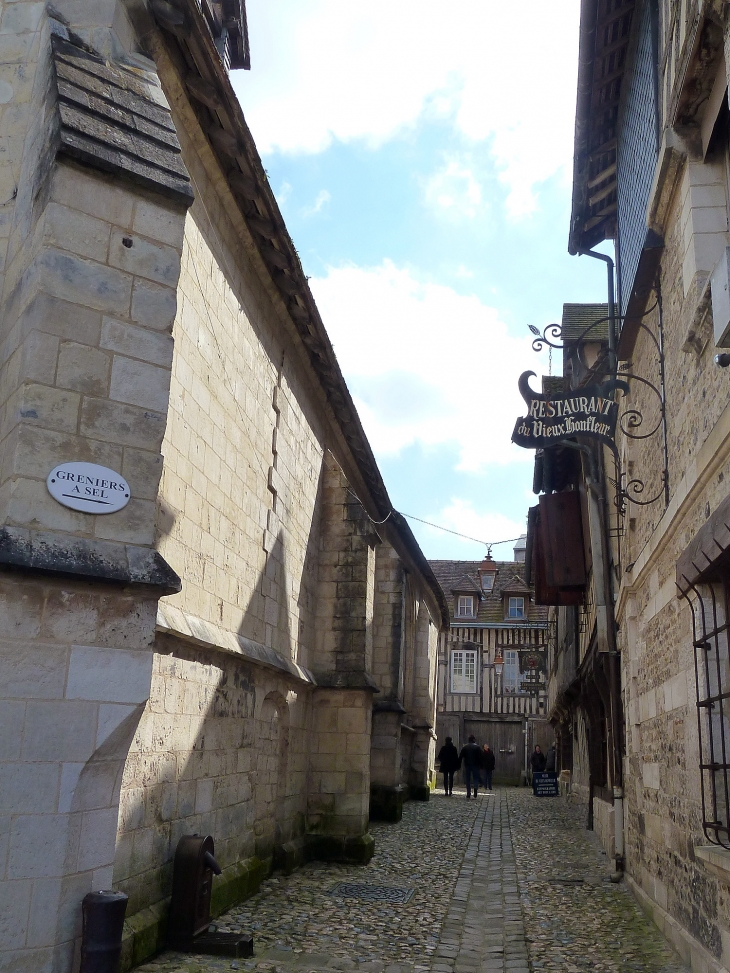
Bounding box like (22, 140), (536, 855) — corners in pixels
(114, 524), (319, 966)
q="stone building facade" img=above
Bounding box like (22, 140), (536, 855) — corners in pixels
(536, 1), (730, 971)
(430, 543), (552, 786)
(0, 3), (446, 971)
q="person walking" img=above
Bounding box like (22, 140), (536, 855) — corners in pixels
(459, 735), (483, 799)
(530, 745), (546, 774)
(545, 743), (557, 772)
(437, 736), (460, 796)
(481, 744), (495, 791)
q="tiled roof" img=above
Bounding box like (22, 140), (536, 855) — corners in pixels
(450, 574), (483, 596)
(428, 560), (548, 625)
(561, 303), (609, 343)
(51, 32), (194, 203)
(500, 574), (531, 593)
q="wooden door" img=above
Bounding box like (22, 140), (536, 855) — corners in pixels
(464, 719), (523, 785)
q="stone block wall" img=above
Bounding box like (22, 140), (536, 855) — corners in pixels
(113, 636), (310, 961)
(314, 456), (376, 675)
(157, 183), (325, 662)
(372, 543), (403, 698)
(307, 688), (373, 849)
(611, 98), (730, 966)
(0, 572), (159, 973)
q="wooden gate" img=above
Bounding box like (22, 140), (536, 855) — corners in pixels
(464, 718), (524, 785)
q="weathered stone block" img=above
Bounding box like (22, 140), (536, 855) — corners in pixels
(66, 645), (153, 705)
(101, 317), (174, 368)
(369, 784), (406, 822)
(43, 202), (111, 262)
(39, 249), (133, 315)
(80, 397), (167, 450)
(108, 230), (180, 287)
(56, 341), (111, 396)
(109, 356), (171, 413)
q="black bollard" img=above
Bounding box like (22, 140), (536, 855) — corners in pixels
(80, 890), (128, 973)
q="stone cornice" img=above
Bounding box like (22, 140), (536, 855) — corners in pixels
(156, 601), (317, 683)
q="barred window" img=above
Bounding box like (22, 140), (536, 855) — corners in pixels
(679, 580), (730, 847)
(451, 649), (477, 693)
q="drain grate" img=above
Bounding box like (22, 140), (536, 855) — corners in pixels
(328, 882), (414, 903)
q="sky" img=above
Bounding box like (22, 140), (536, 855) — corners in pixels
(232, 0), (611, 561)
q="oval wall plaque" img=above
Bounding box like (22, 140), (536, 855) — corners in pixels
(47, 462), (131, 514)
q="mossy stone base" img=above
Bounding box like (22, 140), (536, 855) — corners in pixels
(409, 784), (431, 802)
(306, 832), (375, 865)
(119, 856), (267, 971)
(369, 783), (407, 822)
(273, 837), (308, 875)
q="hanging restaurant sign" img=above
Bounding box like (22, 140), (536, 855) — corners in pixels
(511, 371), (628, 452)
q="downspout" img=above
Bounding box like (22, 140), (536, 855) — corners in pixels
(577, 248), (617, 375)
(572, 246), (625, 874)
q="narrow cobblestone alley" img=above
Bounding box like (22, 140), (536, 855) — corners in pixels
(137, 790), (689, 973)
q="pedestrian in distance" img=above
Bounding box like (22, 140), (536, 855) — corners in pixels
(459, 735), (483, 799)
(437, 736), (460, 796)
(482, 744), (495, 791)
(530, 745), (547, 774)
(545, 743), (557, 772)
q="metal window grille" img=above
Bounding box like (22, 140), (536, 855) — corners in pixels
(678, 580), (730, 847)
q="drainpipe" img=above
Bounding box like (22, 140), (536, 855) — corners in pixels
(577, 248), (616, 374)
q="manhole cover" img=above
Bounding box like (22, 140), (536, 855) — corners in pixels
(328, 882), (414, 903)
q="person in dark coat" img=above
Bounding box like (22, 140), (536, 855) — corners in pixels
(481, 744), (496, 791)
(530, 745), (547, 774)
(545, 743), (557, 772)
(437, 737), (460, 796)
(459, 735), (483, 799)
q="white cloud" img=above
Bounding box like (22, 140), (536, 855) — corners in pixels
(428, 499), (528, 554)
(276, 180), (293, 206)
(423, 157), (483, 219)
(310, 260), (545, 471)
(302, 189), (331, 218)
(234, 0), (580, 217)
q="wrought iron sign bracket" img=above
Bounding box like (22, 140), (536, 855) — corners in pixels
(527, 293), (669, 515)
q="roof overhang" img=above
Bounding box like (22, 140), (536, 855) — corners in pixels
(569, 0), (635, 255)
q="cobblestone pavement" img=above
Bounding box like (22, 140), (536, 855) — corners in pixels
(137, 788), (689, 973)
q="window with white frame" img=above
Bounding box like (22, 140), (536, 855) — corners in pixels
(457, 595), (474, 617)
(503, 649), (519, 693)
(451, 648), (478, 693)
(507, 596), (525, 619)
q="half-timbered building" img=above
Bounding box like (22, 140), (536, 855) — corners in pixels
(429, 541), (552, 784)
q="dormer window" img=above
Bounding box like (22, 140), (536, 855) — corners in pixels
(457, 595), (474, 617)
(507, 596), (525, 620)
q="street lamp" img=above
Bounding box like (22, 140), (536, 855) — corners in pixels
(494, 651), (504, 678)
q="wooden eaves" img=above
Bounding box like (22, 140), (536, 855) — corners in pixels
(569, 0), (635, 255)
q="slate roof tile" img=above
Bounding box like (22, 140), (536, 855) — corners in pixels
(428, 559), (548, 625)
(52, 35), (193, 204)
(561, 303), (609, 342)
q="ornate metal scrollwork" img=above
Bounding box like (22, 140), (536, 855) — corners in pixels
(527, 291), (669, 513)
